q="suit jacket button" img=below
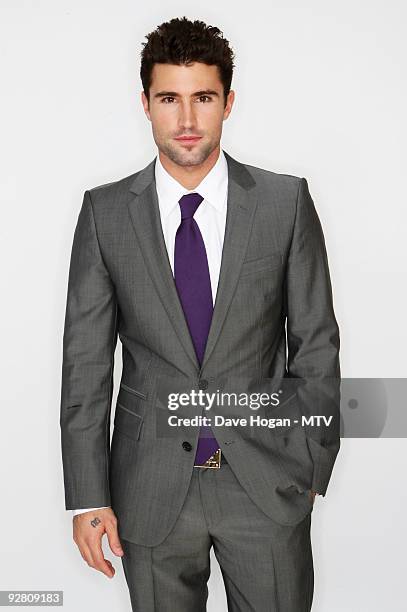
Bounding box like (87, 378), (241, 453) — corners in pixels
(198, 378), (208, 390)
(182, 441), (192, 452)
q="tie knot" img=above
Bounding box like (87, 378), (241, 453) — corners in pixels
(178, 192), (204, 220)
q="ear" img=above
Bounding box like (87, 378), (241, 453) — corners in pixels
(141, 90), (151, 120)
(223, 90), (235, 120)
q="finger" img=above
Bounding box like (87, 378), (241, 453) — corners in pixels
(105, 521), (124, 557)
(87, 538), (115, 578)
(78, 541), (94, 567)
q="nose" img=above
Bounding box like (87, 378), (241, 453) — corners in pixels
(178, 100), (196, 130)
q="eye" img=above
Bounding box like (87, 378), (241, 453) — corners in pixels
(197, 95), (212, 103)
(161, 97), (175, 103)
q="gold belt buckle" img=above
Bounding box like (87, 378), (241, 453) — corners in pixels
(194, 448), (221, 469)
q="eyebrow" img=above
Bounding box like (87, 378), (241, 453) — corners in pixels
(153, 89), (220, 99)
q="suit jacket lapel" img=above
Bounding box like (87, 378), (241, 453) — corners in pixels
(127, 166), (200, 372)
(127, 150), (258, 374)
(200, 152), (258, 370)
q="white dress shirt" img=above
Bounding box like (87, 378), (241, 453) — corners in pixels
(72, 148), (229, 516)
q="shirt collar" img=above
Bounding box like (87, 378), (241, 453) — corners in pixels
(154, 148), (228, 219)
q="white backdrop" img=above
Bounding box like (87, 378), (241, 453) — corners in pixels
(1, 1), (406, 610)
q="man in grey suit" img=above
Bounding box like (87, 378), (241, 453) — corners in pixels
(60, 16), (340, 611)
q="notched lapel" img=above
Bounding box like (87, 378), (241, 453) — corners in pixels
(199, 151), (258, 370)
(127, 162), (200, 372)
(126, 151), (259, 374)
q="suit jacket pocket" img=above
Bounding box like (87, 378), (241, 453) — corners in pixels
(266, 392), (302, 436)
(113, 385), (146, 441)
(114, 403), (143, 441)
(240, 252), (282, 277)
(119, 381), (148, 399)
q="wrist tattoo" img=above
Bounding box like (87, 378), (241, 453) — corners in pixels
(90, 517), (101, 528)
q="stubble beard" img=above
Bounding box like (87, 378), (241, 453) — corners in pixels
(158, 138), (215, 167)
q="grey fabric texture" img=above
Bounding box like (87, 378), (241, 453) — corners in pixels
(121, 463), (313, 611)
(60, 150), (340, 547)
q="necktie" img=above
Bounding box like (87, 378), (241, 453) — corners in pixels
(174, 192), (220, 464)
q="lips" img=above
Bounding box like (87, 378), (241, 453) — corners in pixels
(175, 136), (202, 142)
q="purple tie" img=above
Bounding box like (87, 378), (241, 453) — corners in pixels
(174, 192), (220, 464)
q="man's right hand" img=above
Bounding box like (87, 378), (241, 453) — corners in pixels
(73, 507), (124, 578)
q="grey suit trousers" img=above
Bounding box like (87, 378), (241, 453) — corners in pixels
(120, 458), (314, 612)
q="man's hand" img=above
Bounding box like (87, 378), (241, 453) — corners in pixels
(73, 508), (123, 578)
(310, 490), (317, 504)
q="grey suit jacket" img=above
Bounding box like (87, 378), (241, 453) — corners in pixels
(60, 150), (340, 547)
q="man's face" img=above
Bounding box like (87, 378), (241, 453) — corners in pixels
(142, 62), (234, 167)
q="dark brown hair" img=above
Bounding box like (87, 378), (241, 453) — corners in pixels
(140, 17), (235, 107)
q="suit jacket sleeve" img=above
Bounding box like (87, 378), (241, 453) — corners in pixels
(285, 177), (341, 496)
(60, 190), (118, 510)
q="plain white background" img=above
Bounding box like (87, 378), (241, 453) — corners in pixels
(1, 1), (406, 610)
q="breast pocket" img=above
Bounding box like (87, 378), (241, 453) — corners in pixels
(240, 252), (282, 277)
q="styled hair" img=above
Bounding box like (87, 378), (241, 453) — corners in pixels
(140, 17), (235, 107)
